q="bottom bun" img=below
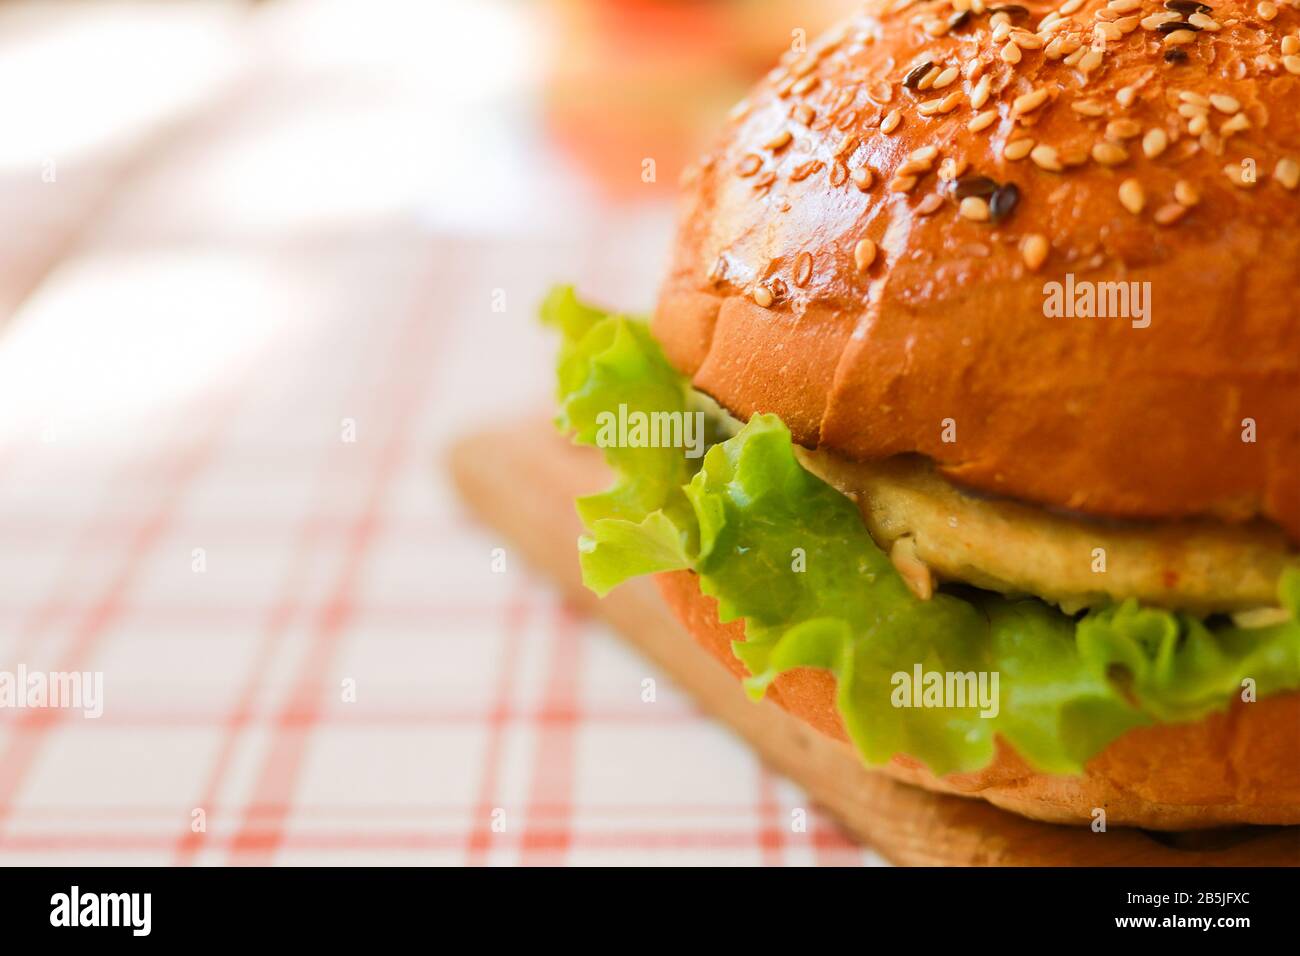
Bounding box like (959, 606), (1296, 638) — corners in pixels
(655, 570), (1300, 829)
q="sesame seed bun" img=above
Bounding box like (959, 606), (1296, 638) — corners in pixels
(657, 569), (1300, 828)
(654, 0), (1300, 541)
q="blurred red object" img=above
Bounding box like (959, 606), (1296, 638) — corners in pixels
(542, 0), (855, 201)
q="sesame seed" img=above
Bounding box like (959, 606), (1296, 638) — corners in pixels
(764, 130), (793, 151)
(1059, 145), (1090, 167)
(1021, 233), (1049, 270)
(829, 162), (848, 187)
(792, 103), (815, 126)
(1165, 48), (1189, 63)
(1188, 12), (1220, 29)
(1010, 30), (1044, 50)
(953, 174), (999, 198)
(791, 75), (819, 95)
(903, 61), (935, 89)
(854, 238), (877, 272)
(1095, 21), (1123, 42)
(889, 175), (919, 192)
(918, 91), (963, 115)
(959, 196), (991, 221)
(989, 181), (1021, 220)
(752, 170), (776, 191)
(1004, 138), (1035, 160)
(1108, 0), (1140, 11)
(1154, 202), (1187, 225)
(1061, 0), (1085, 14)
(1164, 0), (1210, 12)
(931, 67), (960, 89)
(1077, 49), (1103, 74)
(1284, 55), (1300, 76)
(737, 154), (763, 177)
(916, 193), (945, 215)
(1106, 118), (1142, 139)
(1116, 86), (1138, 108)
(1115, 15), (1141, 33)
(790, 56), (818, 78)
(869, 80), (894, 103)
(1119, 178), (1145, 214)
(968, 110), (997, 132)
(969, 76), (993, 112)
(917, 66), (941, 91)
(1179, 91), (1210, 108)
(1220, 113), (1251, 135)
(938, 157), (968, 182)
(1072, 99), (1106, 116)
(1164, 29), (1197, 45)
(790, 159), (824, 182)
(992, 21), (1014, 42)
(1013, 88), (1050, 115)
(911, 145), (940, 164)
(752, 285), (774, 308)
(1030, 144), (1064, 171)
(1276, 157), (1300, 190)
(1001, 41), (1022, 64)
(851, 166), (874, 191)
(1283, 36), (1300, 56)
(1174, 179), (1200, 205)
(1092, 141), (1129, 165)
(1209, 94), (1240, 114)
(1258, 1), (1278, 20)
(881, 109), (902, 133)
(834, 135), (859, 158)
(925, 17), (951, 37)
(1188, 114), (1208, 135)
(1064, 46), (1087, 67)
(1142, 11), (1182, 29)
(1223, 163), (1256, 188)
(793, 252), (813, 287)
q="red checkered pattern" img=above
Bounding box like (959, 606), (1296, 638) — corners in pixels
(0, 0), (883, 866)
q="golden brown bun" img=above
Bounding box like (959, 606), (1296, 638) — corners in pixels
(654, 1), (1300, 542)
(656, 569), (1300, 828)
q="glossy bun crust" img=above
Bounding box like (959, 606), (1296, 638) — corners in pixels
(654, 0), (1300, 541)
(657, 570), (1300, 827)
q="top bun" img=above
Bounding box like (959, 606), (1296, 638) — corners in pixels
(654, 0), (1300, 542)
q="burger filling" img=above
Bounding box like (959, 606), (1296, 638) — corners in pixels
(544, 287), (1300, 777)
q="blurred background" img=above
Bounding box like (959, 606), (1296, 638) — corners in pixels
(0, 0), (870, 865)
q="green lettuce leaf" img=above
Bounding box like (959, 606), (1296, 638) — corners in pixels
(545, 287), (1300, 776)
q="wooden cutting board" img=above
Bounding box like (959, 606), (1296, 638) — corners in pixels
(447, 419), (1299, 866)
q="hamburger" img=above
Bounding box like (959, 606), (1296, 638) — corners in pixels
(543, 0), (1300, 830)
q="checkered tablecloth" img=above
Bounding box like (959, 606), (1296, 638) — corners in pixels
(0, 0), (884, 867)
